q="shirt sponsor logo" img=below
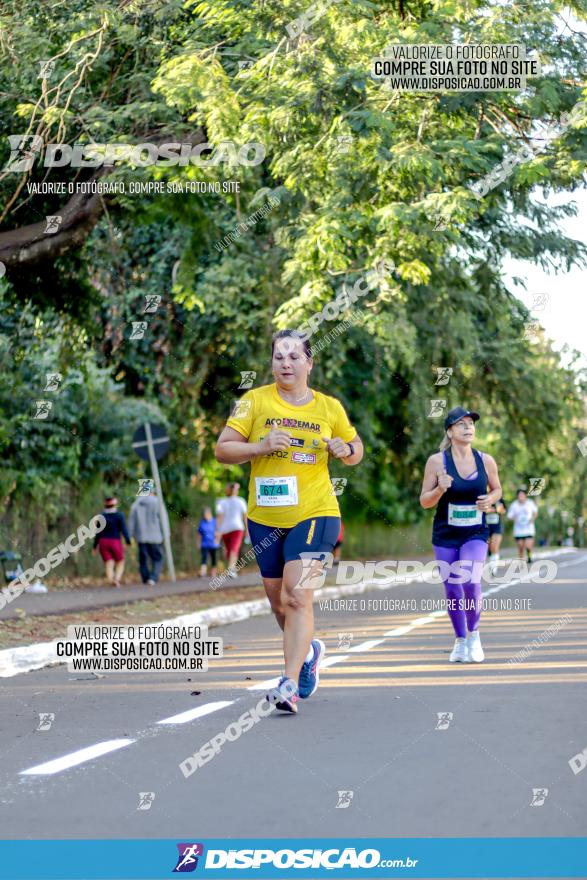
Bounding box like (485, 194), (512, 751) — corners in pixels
(265, 417), (321, 433)
(289, 438), (304, 447)
(292, 452), (316, 464)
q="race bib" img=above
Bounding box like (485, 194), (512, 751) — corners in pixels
(486, 512), (500, 525)
(447, 503), (482, 527)
(255, 476), (299, 507)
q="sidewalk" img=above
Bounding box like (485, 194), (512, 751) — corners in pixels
(0, 570), (263, 621)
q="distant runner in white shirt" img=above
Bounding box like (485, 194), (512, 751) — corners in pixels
(507, 488), (538, 563)
(215, 482), (248, 577)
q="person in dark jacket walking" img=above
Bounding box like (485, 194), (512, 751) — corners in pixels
(92, 497), (131, 587)
(128, 490), (169, 586)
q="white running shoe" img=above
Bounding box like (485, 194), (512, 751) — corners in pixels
(449, 637), (468, 663)
(466, 630), (484, 663)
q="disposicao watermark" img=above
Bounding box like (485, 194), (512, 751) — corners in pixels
(294, 555), (557, 589)
(3, 137), (266, 172)
(0, 515), (106, 609)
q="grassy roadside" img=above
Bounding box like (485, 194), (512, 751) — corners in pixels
(0, 584), (269, 651)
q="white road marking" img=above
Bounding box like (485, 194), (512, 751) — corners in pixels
(20, 739), (135, 776)
(320, 655), (349, 667)
(384, 625), (415, 637)
(247, 676), (281, 691)
(157, 701), (235, 725)
(347, 639), (386, 652)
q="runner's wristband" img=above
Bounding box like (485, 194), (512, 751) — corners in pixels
(344, 442), (355, 459)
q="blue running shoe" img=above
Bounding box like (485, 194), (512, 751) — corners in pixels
(267, 676), (299, 714)
(298, 639), (326, 699)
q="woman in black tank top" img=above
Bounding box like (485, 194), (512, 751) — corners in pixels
(420, 407), (503, 664)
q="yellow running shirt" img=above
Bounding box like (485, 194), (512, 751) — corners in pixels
(226, 383), (357, 528)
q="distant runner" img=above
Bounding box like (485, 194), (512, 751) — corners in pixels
(215, 329), (363, 712)
(215, 482), (248, 578)
(508, 489), (538, 564)
(420, 407), (502, 663)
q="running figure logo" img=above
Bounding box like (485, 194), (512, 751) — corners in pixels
(427, 399), (446, 419)
(231, 398), (252, 419)
(44, 373), (62, 392)
(38, 60), (55, 79)
(36, 713), (55, 731)
(531, 292), (550, 312)
(523, 321), (540, 343)
(238, 371), (256, 389)
(3, 134), (43, 172)
(296, 552), (332, 590)
(144, 295), (162, 313)
(44, 215), (62, 234)
(330, 477), (347, 496)
(334, 135), (353, 154)
(335, 791), (354, 809)
(173, 843), (204, 872)
(137, 792), (155, 810)
(434, 367), (453, 386)
(435, 712), (453, 730)
(337, 632), (353, 649)
(31, 400), (53, 420)
(137, 479), (154, 496)
(530, 788), (549, 806)
(527, 477), (545, 496)
(130, 321), (148, 340)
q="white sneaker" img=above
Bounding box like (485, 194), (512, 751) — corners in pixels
(449, 637), (468, 662)
(227, 569), (237, 579)
(466, 630), (484, 663)
(25, 582), (48, 594)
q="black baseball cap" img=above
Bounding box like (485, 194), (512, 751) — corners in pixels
(444, 406), (480, 431)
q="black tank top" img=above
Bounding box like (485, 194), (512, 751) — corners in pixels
(432, 448), (489, 547)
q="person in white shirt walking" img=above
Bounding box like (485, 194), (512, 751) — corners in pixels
(507, 488), (538, 563)
(215, 482), (248, 577)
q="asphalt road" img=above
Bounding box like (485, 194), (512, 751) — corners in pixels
(1, 550), (586, 849)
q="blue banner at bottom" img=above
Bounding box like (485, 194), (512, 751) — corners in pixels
(0, 838), (586, 879)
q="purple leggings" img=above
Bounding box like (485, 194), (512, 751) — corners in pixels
(433, 540), (488, 638)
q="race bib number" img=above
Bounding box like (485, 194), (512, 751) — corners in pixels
(447, 503), (482, 527)
(486, 512), (500, 525)
(255, 476), (299, 507)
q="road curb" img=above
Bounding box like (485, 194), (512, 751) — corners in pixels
(0, 548), (574, 679)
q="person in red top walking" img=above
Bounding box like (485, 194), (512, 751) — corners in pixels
(92, 497), (131, 587)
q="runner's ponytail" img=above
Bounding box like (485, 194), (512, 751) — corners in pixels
(439, 432), (451, 452)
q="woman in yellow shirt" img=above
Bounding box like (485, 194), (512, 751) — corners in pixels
(215, 329), (363, 713)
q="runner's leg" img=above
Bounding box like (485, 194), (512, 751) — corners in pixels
(526, 537), (534, 563)
(263, 577), (285, 630)
(114, 559), (124, 585)
(281, 557), (317, 682)
(138, 543), (149, 583)
(458, 539), (488, 633)
(433, 545), (466, 637)
(105, 558), (114, 584)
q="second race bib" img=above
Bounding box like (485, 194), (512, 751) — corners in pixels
(486, 512), (500, 525)
(255, 476), (299, 507)
(447, 503), (482, 527)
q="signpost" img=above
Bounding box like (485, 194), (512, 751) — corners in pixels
(132, 423), (176, 582)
